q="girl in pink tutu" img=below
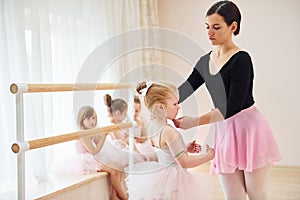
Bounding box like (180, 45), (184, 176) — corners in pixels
(103, 94), (151, 163)
(173, 1), (281, 199)
(125, 81), (215, 200)
(76, 106), (128, 200)
(103, 94), (130, 150)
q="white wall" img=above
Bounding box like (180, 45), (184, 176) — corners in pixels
(158, 0), (300, 166)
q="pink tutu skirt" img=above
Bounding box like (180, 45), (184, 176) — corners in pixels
(49, 151), (104, 176)
(134, 140), (158, 161)
(211, 105), (281, 174)
(125, 161), (210, 200)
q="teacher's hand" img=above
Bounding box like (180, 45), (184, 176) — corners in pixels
(172, 116), (199, 130)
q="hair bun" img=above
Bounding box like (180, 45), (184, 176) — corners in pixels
(103, 94), (112, 107)
(136, 81), (147, 94)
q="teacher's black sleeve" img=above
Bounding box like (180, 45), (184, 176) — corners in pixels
(178, 59), (205, 103)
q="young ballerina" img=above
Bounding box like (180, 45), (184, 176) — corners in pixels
(103, 94), (130, 149)
(125, 81), (214, 200)
(75, 106), (128, 200)
(133, 95), (145, 131)
(132, 95), (146, 139)
(103, 94), (147, 163)
(132, 95), (158, 161)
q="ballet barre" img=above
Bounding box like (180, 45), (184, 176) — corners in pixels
(10, 83), (133, 94)
(10, 82), (135, 200)
(11, 122), (133, 154)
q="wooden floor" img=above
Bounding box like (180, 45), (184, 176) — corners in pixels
(189, 164), (300, 200)
(1, 164), (299, 200)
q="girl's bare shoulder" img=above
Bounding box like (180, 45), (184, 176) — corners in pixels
(161, 125), (179, 142)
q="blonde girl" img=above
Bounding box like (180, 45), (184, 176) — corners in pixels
(125, 81), (214, 200)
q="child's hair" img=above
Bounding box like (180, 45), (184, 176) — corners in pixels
(77, 106), (97, 130)
(136, 81), (178, 110)
(103, 94), (128, 116)
(134, 95), (141, 104)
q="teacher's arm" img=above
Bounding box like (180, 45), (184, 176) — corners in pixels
(173, 108), (224, 130)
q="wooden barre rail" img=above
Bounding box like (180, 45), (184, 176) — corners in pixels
(11, 122), (133, 153)
(10, 83), (133, 94)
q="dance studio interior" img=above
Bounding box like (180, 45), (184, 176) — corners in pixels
(0, 0), (299, 199)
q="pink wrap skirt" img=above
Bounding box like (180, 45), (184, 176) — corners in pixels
(211, 105), (281, 174)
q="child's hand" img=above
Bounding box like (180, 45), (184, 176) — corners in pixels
(187, 140), (202, 153)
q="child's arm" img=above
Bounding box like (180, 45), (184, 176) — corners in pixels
(93, 134), (106, 152)
(113, 130), (129, 144)
(80, 134), (106, 155)
(162, 126), (214, 168)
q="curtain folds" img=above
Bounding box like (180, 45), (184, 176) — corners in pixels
(0, 0), (159, 197)
(140, 0), (161, 79)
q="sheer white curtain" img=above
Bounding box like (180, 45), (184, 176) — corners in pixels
(0, 0), (110, 194)
(0, 0), (159, 196)
(103, 0), (160, 100)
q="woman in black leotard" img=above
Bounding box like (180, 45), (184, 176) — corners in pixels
(173, 1), (281, 200)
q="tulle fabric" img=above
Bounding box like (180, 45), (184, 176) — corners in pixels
(134, 140), (158, 161)
(126, 133), (210, 200)
(49, 141), (103, 175)
(50, 137), (147, 175)
(96, 137), (146, 171)
(211, 105), (281, 174)
(126, 161), (210, 200)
